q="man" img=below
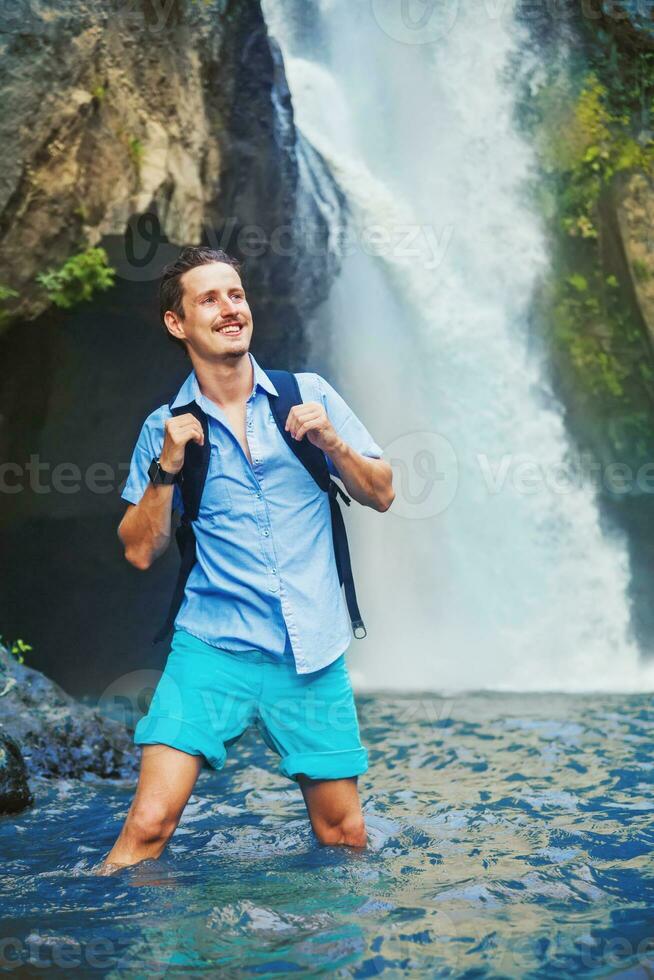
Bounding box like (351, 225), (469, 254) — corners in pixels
(100, 246), (394, 871)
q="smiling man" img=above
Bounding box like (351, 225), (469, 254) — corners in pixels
(100, 246), (394, 871)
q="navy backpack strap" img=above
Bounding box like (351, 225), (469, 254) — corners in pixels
(266, 369), (367, 639)
(170, 401), (211, 520)
(152, 400), (210, 644)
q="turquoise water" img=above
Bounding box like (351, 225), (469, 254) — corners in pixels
(1, 692), (653, 977)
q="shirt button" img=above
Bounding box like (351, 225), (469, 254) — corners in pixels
(256, 490), (262, 498)
(271, 567), (277, 574)
(263, 528), (269, 536)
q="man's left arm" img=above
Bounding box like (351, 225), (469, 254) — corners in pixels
(285, 374), (395, 512)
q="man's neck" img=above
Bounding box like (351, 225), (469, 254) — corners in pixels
(191, 353), (254, 409)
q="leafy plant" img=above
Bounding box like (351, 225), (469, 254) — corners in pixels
(127, 136), (144, 174)
(632, 257), (651, 283)
(0, 636), (32, 665)
(36, 247), (116, 309)
(539, 73), (654, 240)
(567, 273), (589, 292)
(522, 44), (654, 469)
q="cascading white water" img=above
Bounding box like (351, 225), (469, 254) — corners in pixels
(262, 0), (654, 691)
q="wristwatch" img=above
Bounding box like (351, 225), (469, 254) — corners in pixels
(148, 457), (180, 486)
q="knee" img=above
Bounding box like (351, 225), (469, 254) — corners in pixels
(315, 812), (367, 848)
(128, 799), (178, 847)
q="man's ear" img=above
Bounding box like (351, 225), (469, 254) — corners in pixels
(164, 310), (186, 344)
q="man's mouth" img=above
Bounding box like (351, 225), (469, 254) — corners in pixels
(215, 321), (243, 336)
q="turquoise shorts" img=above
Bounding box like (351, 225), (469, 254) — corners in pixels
(134, 628), (369, 783)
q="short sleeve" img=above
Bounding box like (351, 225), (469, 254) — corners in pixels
(120, 405), (184, 513)
(297, 372), (384, 480)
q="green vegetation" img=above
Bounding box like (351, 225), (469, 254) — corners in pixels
(633, 257), (651, 283)
(524, 35), (654, 471)
(0, 636), (32, 665)
(90, 83), (106, 104)
(539, 73), (654, 240)
(127, 136), (144, 175)
(36, 247), (116, 310)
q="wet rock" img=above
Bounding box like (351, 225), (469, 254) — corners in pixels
(0, 0), (346, 350)
(0, 642), (138, 780)
(0, 0), (225, 324)
(0, 733), (33, 814)
(611, 171), (654, 343)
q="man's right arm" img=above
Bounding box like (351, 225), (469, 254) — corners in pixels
(118, 412), (205, 570)
(118, 483), (177, 570)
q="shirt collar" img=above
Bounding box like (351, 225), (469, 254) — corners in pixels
(169, 352), (278, 410)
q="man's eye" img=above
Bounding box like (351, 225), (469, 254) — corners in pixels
(202, 296), (215, 303)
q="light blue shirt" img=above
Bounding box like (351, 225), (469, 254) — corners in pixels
(120, 353), (384, 674)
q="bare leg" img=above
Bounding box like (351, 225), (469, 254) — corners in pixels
(97, 744), (203, 874)
(297, 775), (367, 848)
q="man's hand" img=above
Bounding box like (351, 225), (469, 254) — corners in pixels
(284, 401), (342, 455)
(285, 402), (394, 512)
(118, 413), (203, 571)
(159, 413), (205, 473)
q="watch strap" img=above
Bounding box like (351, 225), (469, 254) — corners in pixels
(148, 457), (179, 486)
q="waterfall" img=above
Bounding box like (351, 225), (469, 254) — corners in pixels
(262, 0), (654, 692)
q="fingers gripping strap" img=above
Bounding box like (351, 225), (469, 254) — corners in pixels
(265, 370), (331, 492)
(169, 401), (211, 521)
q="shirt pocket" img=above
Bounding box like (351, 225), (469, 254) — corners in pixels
(199, 443), (233, 520)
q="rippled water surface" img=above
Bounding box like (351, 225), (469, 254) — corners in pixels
(1, 693), (653, 977)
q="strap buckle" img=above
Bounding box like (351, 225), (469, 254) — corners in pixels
(352, 620), (367, 639)
(328, 480), (351, 506)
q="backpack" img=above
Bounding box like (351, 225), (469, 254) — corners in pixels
(152, 369), (367, 645)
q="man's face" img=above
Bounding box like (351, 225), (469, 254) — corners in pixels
(166, 261), (253, 360)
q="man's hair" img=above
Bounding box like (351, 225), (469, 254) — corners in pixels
(159, 246), (243, 356)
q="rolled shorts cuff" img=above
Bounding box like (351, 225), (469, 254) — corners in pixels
(133, 714), (226, 770)
(279, 747), (369, 782)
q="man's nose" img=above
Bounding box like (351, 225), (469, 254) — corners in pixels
(219, 297), (239, 316)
